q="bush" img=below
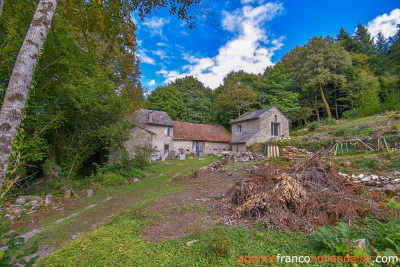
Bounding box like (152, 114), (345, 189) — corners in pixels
(101, 173), (126, 187)
(389, 114), (400, 120)
(308, 121), (319, 132)
(120, 168), (146, 178)
(391, 124), (398, 131)
(324, 118), (337, 125)
(342, 108), (359, 120)
(133, 145), (154, 169)
(334, 128), (354, 137)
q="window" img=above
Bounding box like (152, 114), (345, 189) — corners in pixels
(274, 115), (277, 122)
(167, 128), (173, 137)
(271, 122), (280, 137)
(238, 125), (242, 133)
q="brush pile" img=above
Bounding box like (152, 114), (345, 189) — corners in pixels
(229, 151), (394, 231)
(282, 146), (309, 161)
(227, 151), (265, 162)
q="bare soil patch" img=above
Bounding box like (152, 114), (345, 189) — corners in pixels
(141, 168), (243, 242)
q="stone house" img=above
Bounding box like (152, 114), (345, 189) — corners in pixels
(124, 109), (174, 160)
(230, 106), (290, 151)
(172, 121), (231, 156)
(124, 109), (231, 159)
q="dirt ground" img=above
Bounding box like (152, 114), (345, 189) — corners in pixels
(141, 167), (246, 242)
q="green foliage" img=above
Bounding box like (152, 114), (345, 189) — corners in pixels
(324, 118), (337, 125)
(0, 211), (38, 266)
(353, 157), (382, 171)
(101, 173), (126, 187)
(260, 65), (299, 121)
(343, 108), (359, 120)
(133, 145), (154, 169)
(147, 85), (187, 121)
(307, 121), (319, 132)
(205, 227), (230, 258)
(392, 124), (399, 131)
(333, 128), (354, 137)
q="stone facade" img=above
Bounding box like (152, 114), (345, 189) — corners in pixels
(230, 106), (290, 151)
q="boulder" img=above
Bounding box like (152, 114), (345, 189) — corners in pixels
(45, 194), (53, 205)
(15, 197), (26, 205)
(87, 189), (93, 197)
(384, 185), (400, 196)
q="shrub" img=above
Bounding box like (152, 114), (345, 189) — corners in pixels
(133, 145), (154, 169)
(391, 124), (398, 131)
(120, 168), (146, 178)
(389, 114), (400, 120)
(343, 108), (359, 120)
(324, 118), (337, 125)
(308, 121), (319, 132)
(334, 128), (354, 137)
(101, 173), (126, 187)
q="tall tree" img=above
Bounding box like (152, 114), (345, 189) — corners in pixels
(215, 71), (258, 126)
(261, 64), (299, 120)
(0, 0), (206, 190)
(353, 23), (375, 55)
(172, 76), (212, 123)
(336, 28), (357, 52)
(147, 85), (187, 121)
(281, 36), (352, 119)
(0, 0), (57, 191)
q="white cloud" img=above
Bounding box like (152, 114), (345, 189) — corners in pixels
(151, 49), (169, 59)
(144, 17), (171, 36)
(368, 9), (400, 39)
(148, 79), (156, 86)
(137, 50), (155, 65)
(157, 2), (285, 89)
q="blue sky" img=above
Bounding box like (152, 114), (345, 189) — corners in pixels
(134, 0), (400, 91)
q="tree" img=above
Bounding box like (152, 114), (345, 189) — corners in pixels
(172, 76), (212, 123)
(336, 28), (357, 52)
(0, 0), (57, 191)
(281, 36), (352, 119)
(261, 64), (299, 121)
(215, 71), (258, 126)
(0, 0), (206, 190)
(353, 23), (375, 55)
(147, 85), (187, 121)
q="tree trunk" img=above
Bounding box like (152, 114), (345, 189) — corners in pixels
(0, 0), (58, 190)
(0, 0), (4, 18)
(319, 83), (333, 119)
(314, 93), (320, 122)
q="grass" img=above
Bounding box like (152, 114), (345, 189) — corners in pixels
(33, 156), (339, 266)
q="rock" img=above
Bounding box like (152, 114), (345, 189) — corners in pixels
(30, 199), (40, 207)
(384, 185), (400, 196)
(132, 177), (141, 183)
(394, 171), (400, 176)
(187, 239), (199, 246)
(356, 239), (366, 251)
(393, 178), (400, 184)
(371, 175), (379, 180)
(65, 190), (72, 199)
(351, 175), (357, 179)
(35, 196), (43, 202)
(45, 194), (53, 205)
(358, 174), (364, 179)
(16, 197), (26, 205)
(361, 177), (371, 182)
(342, 161), (352, 167)
(13, 208), (22, 216)
(5, 214), (16, 222)
(87, 189), (93, 197)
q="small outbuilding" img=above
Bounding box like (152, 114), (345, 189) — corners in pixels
(230, 106), (290, 151)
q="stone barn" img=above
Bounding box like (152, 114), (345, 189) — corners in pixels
(230, 106), (290, 151)
(172, 121), (231, 156)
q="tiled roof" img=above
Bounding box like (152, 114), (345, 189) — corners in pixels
(133, 109), (174, 127)
(230, 129), (259, 144)
(173, 121), (232, 142)
(230, 107), (274, 124)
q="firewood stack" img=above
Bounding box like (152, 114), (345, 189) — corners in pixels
(282, 146), (309, 161)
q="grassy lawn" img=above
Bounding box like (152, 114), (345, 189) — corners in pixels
(34, 156), (344, 267)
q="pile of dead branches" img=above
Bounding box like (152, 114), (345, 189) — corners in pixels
(228, 151), (394, 231)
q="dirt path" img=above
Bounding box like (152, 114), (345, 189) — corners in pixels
(141, 168), (243, 242)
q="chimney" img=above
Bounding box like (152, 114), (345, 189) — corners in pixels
(148, 111), (153, 122)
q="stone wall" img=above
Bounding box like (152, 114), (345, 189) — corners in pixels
(204, 142), (230, 155)
(123, 127), (153, 158)
(124, 125), (173, 158)
(232, 143), (247, 152)
(258, 107), (290, 139)
(172, 140), (230, 155)
(232, 118), (260, 139)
